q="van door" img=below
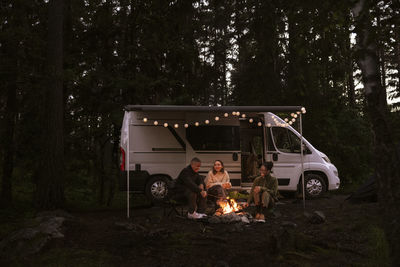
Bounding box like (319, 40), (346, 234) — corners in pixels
(240, 120), (264, 186)
(267, 126), (305, 190)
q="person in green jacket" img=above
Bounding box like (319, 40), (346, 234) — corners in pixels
(244, 161), (278, 221)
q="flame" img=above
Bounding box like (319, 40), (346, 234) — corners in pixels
(216, 197), (242, 215)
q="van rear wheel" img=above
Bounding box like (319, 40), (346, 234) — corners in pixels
(302, 174), (326, 198)
(145, 176), (169, 203)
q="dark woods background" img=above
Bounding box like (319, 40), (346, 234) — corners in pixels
(0, 0), (400, 214)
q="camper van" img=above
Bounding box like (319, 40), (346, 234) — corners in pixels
(120, 105), (340, 202)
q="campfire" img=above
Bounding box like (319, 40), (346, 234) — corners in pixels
(214, 197), (243, 216)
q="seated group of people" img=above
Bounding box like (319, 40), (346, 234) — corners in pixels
(176, 157), (278, 221)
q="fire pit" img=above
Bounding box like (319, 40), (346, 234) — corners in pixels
(208, 198), (253, 224)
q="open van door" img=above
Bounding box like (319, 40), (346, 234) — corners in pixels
(266, 125), (309, 191)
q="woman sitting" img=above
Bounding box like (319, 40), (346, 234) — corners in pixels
(205, 160), (232, 203)
(244, 162), (278, 222)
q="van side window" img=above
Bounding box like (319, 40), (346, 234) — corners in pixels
(186, 126), (240, 151)
(271, 127), (301, 153)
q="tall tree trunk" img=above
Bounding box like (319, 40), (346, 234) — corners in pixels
(352, 0), (400, 264)
(346, 14), (356, 107)
(1, 46), (17, 206)
(36, 0), (65, 209)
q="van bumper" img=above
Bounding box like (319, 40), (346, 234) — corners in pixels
(327, 165), (340, 191)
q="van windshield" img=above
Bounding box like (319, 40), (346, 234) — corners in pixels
(271, 127), (301, 153)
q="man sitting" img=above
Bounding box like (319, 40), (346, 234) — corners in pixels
(176, 157), (208, 219)
(244, 161), (278, 222)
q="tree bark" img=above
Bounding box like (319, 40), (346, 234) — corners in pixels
(1, 50), (17, 206)
(35, 0), (65, 209)
(352, 0), (400, 264)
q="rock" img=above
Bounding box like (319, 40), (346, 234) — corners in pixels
(220, 213), (242, 224)
(304, 210), (326, 224)
(240, 216), (250, 224)
(0, 216), (66, 259)
(281, 221), (297, 228)
(208, 216), (221, 224)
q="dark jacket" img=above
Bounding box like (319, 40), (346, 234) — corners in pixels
(176, 165), (203, 193)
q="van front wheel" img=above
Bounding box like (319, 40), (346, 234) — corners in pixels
(145, 176), (169, 203)
(303, 174), (326, 198)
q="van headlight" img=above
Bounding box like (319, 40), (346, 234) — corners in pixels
(322, 156), (331, 163)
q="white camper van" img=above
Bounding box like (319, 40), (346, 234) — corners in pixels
(120, 105), (340, 202)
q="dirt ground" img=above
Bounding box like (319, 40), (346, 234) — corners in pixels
(2, 193), (382, 267)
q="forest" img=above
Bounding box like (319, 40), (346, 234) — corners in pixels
(1, 0), (400, 266)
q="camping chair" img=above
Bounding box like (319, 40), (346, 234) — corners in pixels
(163, 180), (187, 217)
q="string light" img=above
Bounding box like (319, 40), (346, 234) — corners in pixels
(291, 118), (296, 122)
(184, 123), (189, 128)
(257, 122), (262, 126)
(241, 114), (246, 118)
(289, 121), (293, 125)
(232, 111), (236, 115)
(249, 118), (254, 123)
(294, 114), (298, 118)
(154, 121), (158, 125)
(205, 119), (210, 124)
(267, 123), (271, 127)
(236, 111), (240, 116)
(174, 124), (179, 128)
(290, 113), (295, 117)
(284, 118), (289, 122)
(215, 116), (220, 121)
(163, 123), (168, 127)
(224, 113), (229, 117)
(301, 107), (306, 114)
(195, 122), (199, 126)
(143, 118), (148, 122)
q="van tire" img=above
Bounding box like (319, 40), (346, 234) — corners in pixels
(145, 176), (169, 203)
(301, 174), (326, 198)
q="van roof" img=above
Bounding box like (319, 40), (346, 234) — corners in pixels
(124, 105), (303, 112)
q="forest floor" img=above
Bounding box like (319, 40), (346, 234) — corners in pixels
(0, 193), (387, 267)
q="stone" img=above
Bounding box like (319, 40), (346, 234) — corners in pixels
(0, 216), (66, 259)
(208, 216), (221, 224)
(304, 210), (326, 224)
(281, 221), (298, 228)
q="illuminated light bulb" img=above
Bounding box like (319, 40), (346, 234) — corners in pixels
(154, 121), (158, 125)
(301, 107), (306, 114)
(291, 113), (295, 117)
(184, 123), (189, 128)
(215, 116), (220, 121)
(267, 123), (271, 127)
(257, 122), (262, 126)
(195, 122), (199, 126)
(237, 111), (240, 116)
(286, 123), (289, 127)
(241, 114), (246, 118)
(291, 118), (296, 122)
(205, 120), (210, 124)
(297, 111), (301, 114)
(284, 118), (289, 122)
(232, 111), (236, 115)
(174, 124), (179, 128)
(163, 123), (168, 127)
(289, 121), (293, 125)
(143, 118), (148, 122)
(224, 113), (229, 117)
(249, 118), (254, 123)
(294, 114), (298, 118)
